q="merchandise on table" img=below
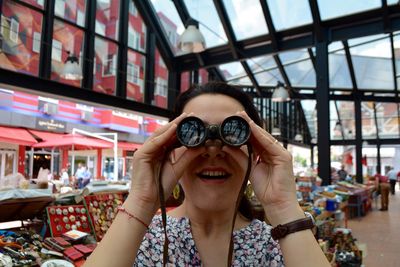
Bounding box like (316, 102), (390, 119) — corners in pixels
(46, 205), (92, 237)
(84, 193), (125, 241)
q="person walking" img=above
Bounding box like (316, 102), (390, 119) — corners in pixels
(386, 167), (397, 195)
(375, 171), (390, 211)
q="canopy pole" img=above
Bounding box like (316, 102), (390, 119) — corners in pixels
(113, 134), (118, 181)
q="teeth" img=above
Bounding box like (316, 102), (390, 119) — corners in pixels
(201, 171), (226, 176)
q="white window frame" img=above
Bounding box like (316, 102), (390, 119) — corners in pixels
(102, 54), (116, 77)
(155, 77), (168, 97)
(32, 32), (41, 53)
(9, 18), (19, 43)
(52, 39), (62, 62)
(55, 0), (66, 18)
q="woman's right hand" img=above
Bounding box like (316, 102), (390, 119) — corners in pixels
(125, 113), (201, 222)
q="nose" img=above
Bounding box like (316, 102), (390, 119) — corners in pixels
(202, 139), (226, 158)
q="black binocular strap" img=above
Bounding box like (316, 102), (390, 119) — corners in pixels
(227, 144), (252, 267)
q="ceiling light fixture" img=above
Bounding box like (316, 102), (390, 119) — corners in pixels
(272, 81), (290, 102)
(61, 51), (83, 80)
(271, 127), (281, 136)
(294, 133), (303, 142)
(178, 18), (206, 53)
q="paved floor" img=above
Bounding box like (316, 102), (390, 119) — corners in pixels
(348, 185), (400, 267)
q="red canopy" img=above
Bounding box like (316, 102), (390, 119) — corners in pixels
(0, 126), (37, 146)
(117, 141), (141, 151)
(28, 130), (63, 141)
(32, 134), (113, 150)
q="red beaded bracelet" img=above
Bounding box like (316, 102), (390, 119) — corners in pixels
(117, 206), (149, 228)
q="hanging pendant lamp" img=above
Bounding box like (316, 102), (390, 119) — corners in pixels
(61, 51), (83, 80)
(272, 81), (290, 102)
(178, 18), (206, 53)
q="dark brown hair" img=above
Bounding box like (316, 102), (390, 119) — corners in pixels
(171, 81), (264, 221)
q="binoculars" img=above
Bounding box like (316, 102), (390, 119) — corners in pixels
(176, 115), (250, 147)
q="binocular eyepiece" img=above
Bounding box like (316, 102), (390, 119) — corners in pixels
(176, 115), (250, 147)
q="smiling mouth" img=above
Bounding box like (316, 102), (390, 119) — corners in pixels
(197, 170), (231, 180)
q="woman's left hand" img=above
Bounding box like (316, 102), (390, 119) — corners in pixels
(238, 111), (304, 226)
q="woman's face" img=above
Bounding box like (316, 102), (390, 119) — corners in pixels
(178, 93), (248, 212)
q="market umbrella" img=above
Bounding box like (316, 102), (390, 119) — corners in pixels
(33, 134), (114, 177)
(32, 133), (113, 150)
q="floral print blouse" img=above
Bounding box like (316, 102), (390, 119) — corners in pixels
(134, 215), (284, 266)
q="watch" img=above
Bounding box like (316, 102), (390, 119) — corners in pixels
(271, 212), (315, 240)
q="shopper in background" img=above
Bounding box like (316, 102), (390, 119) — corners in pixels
(74, 163), (85, 189)
(60, 168), (70, 186)
(375, 170), (390, 211)
(337, 165), (348, 181)
(386, 166), (397, 195)
(85, 82), (330, 267)
(81, 166), (92, 188)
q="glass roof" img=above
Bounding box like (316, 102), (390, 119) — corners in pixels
(222, 0), (268, 40)
(328, 42), (353, 89)
(266, 0), (313, 31)
(184, 0), (228, 48)
(317, 0), (381, 21)
(150, 0), (185, 55)
(349, 34), (394, 90)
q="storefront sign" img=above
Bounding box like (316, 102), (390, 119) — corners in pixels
(36, 118), (66, 132)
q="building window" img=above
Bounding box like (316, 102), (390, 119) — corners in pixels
(127, 63), (140, 85)
(95, 21), (106, 36)
(128, 28), (141, 50)
(103, 54), (116, 77)
(52, 39), (62, 62)
(155, 78), (168, 97)
(129, 2), (137, 16)
(77, 9), (85, 26)
(1, 16), (19, 44)
(32, 32), (41, 53)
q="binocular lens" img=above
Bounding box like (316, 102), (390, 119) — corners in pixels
(176, 116), (250, 147)
(221, 116), (250, 146)
(176, 117), (206, 147)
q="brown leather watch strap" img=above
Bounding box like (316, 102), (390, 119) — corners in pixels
(271, 217), (314, 240)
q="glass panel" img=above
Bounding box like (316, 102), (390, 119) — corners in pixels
(222, 0), (268, 40)
(283, 59), (316, 87)
(254, 69), (283, 86)
(361, 102), (377, 139)
(329, 42), (352, 89)
(330, 101), (342, 140)
(380, 145), (400, 176)
(337, 101), (355, 139)
(4, 151), (15, 177)
(350, 35), (394, 90)
(266, 0), (312, 31)
(93, 37), (118, 95)
(55, 0), (86, 27)
(375, 102), (399, 138)
(128, 0), (146, 53)
(362, 143), (376, 177)
(219, 62), (246, 80)
(95, 0), (120, 41)
(392, 34), (400, 88)
(228, 76), (252, 86)
(199, 69), (209, 84)
(51, 20), (84, 87)
(387, 0), (399, 4)
(150, 0), (184, 55)
(153, 48), (168, 108)
(184, 0), (228, 48)
(181, 71), (191, 92)
(0, 0), (43, 76)
(20, 0), (44, 9)
(331, 145), (356, 182)
(301, 100), (317, 139)
(317, 0), (381, 21)
(247, 55), (276, 71)
(279, 49), (310, 64)
(126, 49), (145, 102)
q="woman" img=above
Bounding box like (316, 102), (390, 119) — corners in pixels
(85, 82), (329, 266)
